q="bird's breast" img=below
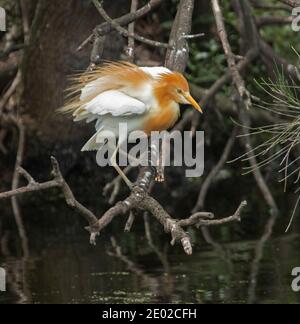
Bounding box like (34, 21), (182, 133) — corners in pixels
(143, 103), (180, 135)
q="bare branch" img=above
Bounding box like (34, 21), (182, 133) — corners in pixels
(124, 211), (136, 232)
(238, 110), (279, 217)
(0, 157), (99, 235)
(0, 70), (21, 114)
(279, 0), (300, 7)
(88, 175), (247, 255)
(17, 167), (37, 186)
(175, 49), (258, 131)
(1, 148), (228, 256)
(165, 0), (195, 71)
(143, 212), (170, 271)
(0, 178), (58, 200)
(250, 0), (291, 11)
(89, 34), (106, 69)
(177, 212), (215, 227)
(196, 201), (247, 227)
(232, 0), (280, 217)
(77, 0), (164, 51)
(103, 166), (133, 205)
(0, 129), (8, 154)
(256, 16), (293, 28)
(179, 201), (247, 228)
(193, 127), (238, 213)
(181, 33), (205, 39)
(211, 0), (251, 109)
(20, 0), (30, 45)
(91, 0), (170, 49)
(11, 119), (29, 258)
(127, 0), (139, 62)
(259, 39), (299, 81)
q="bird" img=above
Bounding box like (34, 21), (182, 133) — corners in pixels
(60, 61), (202, 188)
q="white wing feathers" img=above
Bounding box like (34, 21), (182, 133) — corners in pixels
(140, 66), (171, 78)
(75, 66), (171, 122)
(80, 78), (103, 101)
(74, 90), (147, 122)
(80, 77), (108, 101)
(84, 90), (147, 116)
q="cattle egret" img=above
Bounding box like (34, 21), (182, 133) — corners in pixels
(61, 62), (202, 188)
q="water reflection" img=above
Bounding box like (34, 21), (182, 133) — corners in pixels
(0, 206), (300, 304)
(0, 231), (30, 304)
(247, 213), (277, 304)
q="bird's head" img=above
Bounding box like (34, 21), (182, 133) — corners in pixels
(157, 72), (203, 113)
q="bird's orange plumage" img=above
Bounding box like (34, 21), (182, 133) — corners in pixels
(60, 62), (201, 136)
(87, 61), (152, 88)
(60, 62), (202, 187)
(143, 73), (189, 134)
(143, 107), (180, 135)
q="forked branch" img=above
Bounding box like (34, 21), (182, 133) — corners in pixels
(0, 159), (247, 255)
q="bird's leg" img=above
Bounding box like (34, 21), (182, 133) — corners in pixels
(152, 135), (165, 183)
(110, 142), (134, 190)
(155, 148), (165, 182)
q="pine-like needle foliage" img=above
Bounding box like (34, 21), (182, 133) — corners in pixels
(236, 53), (300, 230)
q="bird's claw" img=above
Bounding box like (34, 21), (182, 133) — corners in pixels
(155, 174), (165, 183)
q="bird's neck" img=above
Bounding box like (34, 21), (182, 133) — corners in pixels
(153, 83), (177, 110)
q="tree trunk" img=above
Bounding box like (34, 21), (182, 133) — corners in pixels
(22, 0), (128, 152)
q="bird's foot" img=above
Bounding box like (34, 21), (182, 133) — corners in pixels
(155, 174), (165, 183)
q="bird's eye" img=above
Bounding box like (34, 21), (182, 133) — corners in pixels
(177, 89), (183, 94)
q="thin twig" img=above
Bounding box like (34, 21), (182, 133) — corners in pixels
(11, 119), (29, 258)
(124, 210), (136, 232)
(103, 166), (133, 205)
(239, 111), (279, 217)
(193, 127), (238, 212)
(256, 16), (293, 28)
(250, 0), (291, 11)
(91, 0), (170, 49)
(279, 0), (300, 7)
(0, 70), (22, 114)
(181, 33), (205, 39)
(143, 212), (170, 271)
(0, 129), (8, 154)
(127, 0), (139, 62)
(0, 157), (99, 243)
(20, 0), (30, 45)
(233, 0), (280, 217)
(211, 0), (251, 109)
(77, 0), (164, 51)
(175, 49), (258, 131)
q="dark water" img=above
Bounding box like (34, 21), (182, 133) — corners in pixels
(0, 201), (300, 304)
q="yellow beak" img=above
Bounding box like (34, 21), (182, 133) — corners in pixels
(184, 93), (203, 113)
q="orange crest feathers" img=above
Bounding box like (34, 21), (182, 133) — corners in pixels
(158, 72), (189, 92)
(153, 72), (190, 109)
